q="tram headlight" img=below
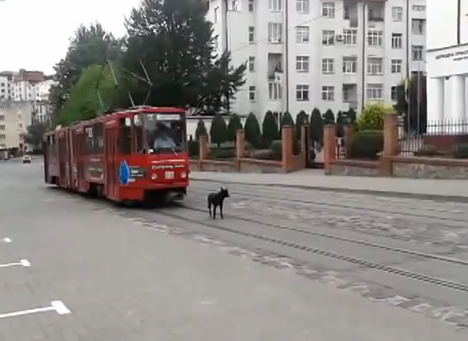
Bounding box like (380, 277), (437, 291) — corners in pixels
(151, 173), (157, 180)
(181, 171), (187, 179)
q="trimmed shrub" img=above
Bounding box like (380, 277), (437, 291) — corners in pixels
(188, 140), (199, 157)
(210, 114), (228, 147)
(270, 140), (282, 160)
(209, 147), (236, 160)
(227, 114), (243, 141)
(336, 111), (345, 138)
(309, 108), (323, 147)
(357, 103), (389, 131)
(245, 112), (261, 147)
(349, 130), (384, 160)
(346, 109), (357, 124)
(195, 119), (208, 140)
(414, 145), (443, 157)
(262, 110), (279, 145)
(295, 111), (308, 141)
(323, 109), (335, 124)
(452, 144), (468, 159)
(280, 111), (295, 128)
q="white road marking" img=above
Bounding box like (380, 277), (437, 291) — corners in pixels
(0, 259), (31, 269)
(0, 238), (11, 243)
(0, 301), (71, 319)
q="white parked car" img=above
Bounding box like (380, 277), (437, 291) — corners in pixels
(22, 155), (31, 164)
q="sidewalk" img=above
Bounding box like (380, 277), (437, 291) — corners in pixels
(190, 170), (468, 201)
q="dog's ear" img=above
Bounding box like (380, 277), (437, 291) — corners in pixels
(220, 186), (224, 191)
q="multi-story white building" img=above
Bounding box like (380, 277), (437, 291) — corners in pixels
(426, 0), (468, 122)
(207, 0), (426, 121)
(0, 69), (55, 150)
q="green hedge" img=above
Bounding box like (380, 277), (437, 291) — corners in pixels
(349, 130), (383, 160)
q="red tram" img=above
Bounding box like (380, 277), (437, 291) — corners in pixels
(43, 106), (189, 204)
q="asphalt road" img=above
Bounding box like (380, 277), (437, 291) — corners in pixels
(0, 160), (467, 340)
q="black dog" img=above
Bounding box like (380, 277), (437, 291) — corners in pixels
(207, 187), (230, 219)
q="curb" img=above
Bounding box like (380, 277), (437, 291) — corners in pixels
(189, 177), (468, 203)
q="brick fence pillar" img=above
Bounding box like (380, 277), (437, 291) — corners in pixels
(282, 126), (293, 172)
(344, 124), (355, 157)
(199, 135), (208, 160)
(383, 113), (399, 156)
(236, 130), (245, 159)
(323, 124), (336, 174)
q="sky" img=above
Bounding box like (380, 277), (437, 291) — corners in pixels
(0, 0), (141, 74)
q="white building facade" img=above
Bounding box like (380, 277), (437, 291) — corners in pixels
(426, 0), (468, 123)
(207, 0), (427, 121)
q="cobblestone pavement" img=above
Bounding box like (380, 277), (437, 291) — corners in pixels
(2, 162), (468, 340)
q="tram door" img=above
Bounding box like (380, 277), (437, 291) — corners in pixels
(105, 127), (118, 199)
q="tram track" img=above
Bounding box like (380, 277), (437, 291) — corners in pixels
(177, 204), (468, 267)
(153, 205), (468, 293)
(189, 184), (468, 224)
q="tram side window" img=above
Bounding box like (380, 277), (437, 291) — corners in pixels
(120, 117), (132, 154)
(93, 123), (104, 154)
(134, 114), (144, 153)
(85, 127), (93, 154)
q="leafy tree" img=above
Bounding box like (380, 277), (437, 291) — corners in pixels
(358, 103), (390, 131)
(227, 114), (243, 141)
(24, 121), (49, 151)
(49, 23), (118, 123)
(244, 112), (261, 147)
(336, 111), (345, 138)
(55, 65), (118, 126)
(120, 0), (246, 109)
(195, 119), (208, 140)
(323, 109), (335, 124)
(295, 111), (308, 141)
(309, 108), (324, 148)
(210, 114), (228, 147)
(262, 110), (279, 144)
(395, 73), (427, 134)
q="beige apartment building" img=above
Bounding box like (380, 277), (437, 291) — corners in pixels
(0, 101), (33, 151)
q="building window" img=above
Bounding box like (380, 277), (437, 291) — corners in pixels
(412, 45), (424, 60)
(391, 59), (402, 74)
(368, 30), (383, 46)
(322, 58), (334, 74)
(214, 7), (219, 23)
(368, 57), (383, 75)
(269, 82), (282, 100)
(343, 29), (357, 45)
(322, 30), (335, 45)
(322, 86), (335, 101)
(412, 5), (425, 11)
(367, 84), (384, 100)
(296, 85), (309, 101)
(248, 0), (254, 11)
(343, 56), (357, 74)
(269, 0), (282, 12)
(249, 86), (256, 101)
(230, 0), (240, 11)
(322, 2), (335, 18)
(248, 56), (255, 72)
(0, 115), (4, 121)
(412, 19), (425, 35)
(296, 0), (309, 14)
(248, 26), (255, 43)
(296, 26), (310, 43)
(0, 125), (4, 130)
(268, 23), (282, 43)
(392, 33), (402, 49)
(391, 86), (398, 101)
(296, 56), (310, 72)
(392, 6), (403, 21)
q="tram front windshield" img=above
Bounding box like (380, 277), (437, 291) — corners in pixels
(140, 113), (185, 154)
